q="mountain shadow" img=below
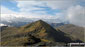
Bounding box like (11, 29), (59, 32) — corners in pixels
(23, 34), (41, 46)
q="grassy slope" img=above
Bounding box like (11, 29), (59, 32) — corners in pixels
(1, 20), (84, 46)
(56, 24), (85, 42)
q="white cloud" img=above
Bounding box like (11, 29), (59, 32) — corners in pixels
(1, 6), (16, 21)
(16, 1), (65, 19)
(1, 0), (85, 27)
(1, 6), (25, 22)
(67, 5), (85, 27)
(19, 12), (60, 19)
(1, 5), (61, 22)
(17, 1), (46, 12)
(1, 6), (17, 14)
(16, 0), (73, 20)
(44, 0), (77, 9)
(17, 0), (77, 10)
(15, 0), (79, 21)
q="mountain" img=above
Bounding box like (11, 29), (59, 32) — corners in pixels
(49, 23), (64, 28)
(19, 20), (77, 43)
(1, 27), (41, 46)
(56, 24), (85, 42)
(1, 16), (68, 27)
(1, 18), (33, 27)
(0, 20), (84, 46)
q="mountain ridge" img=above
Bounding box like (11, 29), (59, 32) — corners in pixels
(1, 20), (84, 46)
(56, 24), (85, 42)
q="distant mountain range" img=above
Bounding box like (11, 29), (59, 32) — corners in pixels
(0, 20), (84, 46)
(1, 21), (65, 28)
(49, 23), (64, 28)
(1, 17), (68, 27)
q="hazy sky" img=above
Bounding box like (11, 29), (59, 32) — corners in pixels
(1, 0), (85, 27)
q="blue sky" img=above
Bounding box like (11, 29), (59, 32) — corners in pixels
(1, 1), (19, 12)
(1, 0), (85, 15)
(1, 0), (85, 27)
(1, 0), (63, 15)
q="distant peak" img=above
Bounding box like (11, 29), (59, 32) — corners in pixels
(37, 20), (44, 22)
(36, 20), (45, 23)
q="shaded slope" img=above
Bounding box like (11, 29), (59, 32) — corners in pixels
(19, 20), (81, 43)
(56, 24), (85, 42)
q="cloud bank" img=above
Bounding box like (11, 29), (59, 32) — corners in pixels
(1, 0), (85, 27)
(67, 5), (85, 27)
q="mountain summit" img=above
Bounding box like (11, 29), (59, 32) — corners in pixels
(20, 20), (76, 43)
(1, 20), (83, 46)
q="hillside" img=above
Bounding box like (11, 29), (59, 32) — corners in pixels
(1, 27), (41, 46)
(56, 24), (85, 42)
(1, 20), (84, 46)
(49, 23), (64, 28)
